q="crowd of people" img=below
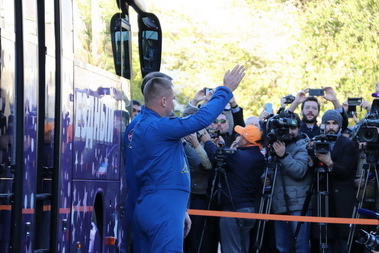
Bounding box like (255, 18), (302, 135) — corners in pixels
(124, 66), (379, 253)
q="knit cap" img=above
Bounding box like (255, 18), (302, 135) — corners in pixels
(322, 110), (343, 127)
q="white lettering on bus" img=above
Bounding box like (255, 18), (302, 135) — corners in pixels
(74, 90), (114, 148)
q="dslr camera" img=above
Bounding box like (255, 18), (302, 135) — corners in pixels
(266, 113), (298, 143)
(282, 94), (295, 104)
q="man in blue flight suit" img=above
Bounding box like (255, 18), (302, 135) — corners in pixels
(132, 65), (245, 253)
(124, 72), (172, 253)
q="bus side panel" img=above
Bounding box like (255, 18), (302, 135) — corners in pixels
(71, 180), (120, 253)
(71, 63), (126, 251)
(21, 1), (40, 248)
(56, 0), (75, 250)
(0, 2), (16, 251)
(58, 56), (75, 252)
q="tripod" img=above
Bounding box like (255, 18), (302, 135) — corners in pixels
(288, 160), (330, 253)
(316, 163), (331, 252)
(254, 149), (280, 253)
(197, 148), (235, 253)
(346, 149), (379, 252)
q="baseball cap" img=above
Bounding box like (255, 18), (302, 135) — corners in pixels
(234, 125), (261, 144)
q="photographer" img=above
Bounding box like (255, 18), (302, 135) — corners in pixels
(287, 87), (348, 138)
(311, 110), (359, 252)
(187, 89), (245, 148)
(266, 111), (312, 253)
(202, 125), (265, 253)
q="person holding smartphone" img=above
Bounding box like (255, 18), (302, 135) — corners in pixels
(287, 87), (348, 138)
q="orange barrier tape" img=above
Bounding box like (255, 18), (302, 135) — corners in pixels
(188, 209), (379, 226)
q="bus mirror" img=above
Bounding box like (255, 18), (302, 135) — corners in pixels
(110, 13), (131, 79)
(138, 13), (162, 77)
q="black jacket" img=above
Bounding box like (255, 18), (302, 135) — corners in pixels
(204, 142), (266, 210)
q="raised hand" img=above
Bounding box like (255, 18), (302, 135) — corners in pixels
(223, 65), (246, 92)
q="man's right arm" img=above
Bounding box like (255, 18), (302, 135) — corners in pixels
(287, 89), (307, 112)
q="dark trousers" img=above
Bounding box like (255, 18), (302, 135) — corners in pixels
(184, 194), (220, 253)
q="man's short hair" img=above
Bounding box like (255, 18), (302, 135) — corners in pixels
(141, 72), (173, 94)
(301, 96), (320, 111)
(133, 99), (141, 106)
(143, 77), (174, 104)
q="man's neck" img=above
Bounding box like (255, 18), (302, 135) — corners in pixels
(305, 122), (315, 128)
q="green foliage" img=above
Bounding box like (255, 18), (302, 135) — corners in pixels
(149, 0), (379, 123)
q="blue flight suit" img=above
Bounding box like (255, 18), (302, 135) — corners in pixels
(132, 86), (233, 253)
(124, 111), (143, 252)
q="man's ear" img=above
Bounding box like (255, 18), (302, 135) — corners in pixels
(161, 96), (167, 107)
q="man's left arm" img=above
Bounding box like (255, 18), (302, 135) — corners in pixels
(330, 139), (359, 179)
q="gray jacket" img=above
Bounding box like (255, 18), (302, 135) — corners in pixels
(272, 133), (311, 214)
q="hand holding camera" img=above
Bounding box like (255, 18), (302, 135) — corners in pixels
(272, 140), (286, 157)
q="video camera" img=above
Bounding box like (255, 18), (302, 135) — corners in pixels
(353, 99), (379, 143)
(352, 99), (379, 163)
(214, 141), (235, 168)
(309, 134), (338, 154)
(356, 229), (379, 251)
(266, 113), (298, 143)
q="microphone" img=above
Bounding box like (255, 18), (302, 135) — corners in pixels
(358, 208), (379, 219)
(371, 92), (379, 97)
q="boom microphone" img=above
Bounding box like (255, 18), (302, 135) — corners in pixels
(358, 208), (379, 219)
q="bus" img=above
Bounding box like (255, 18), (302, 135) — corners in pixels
(0, 0), (162, 252)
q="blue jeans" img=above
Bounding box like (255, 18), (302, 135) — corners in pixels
(219, 207), (255, 253)
(274, 210), (311, 253)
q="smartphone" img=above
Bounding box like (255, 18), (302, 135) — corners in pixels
(347, 97), (362, 118)
(265, 103), (274, 114)
(204, 88), (213, 96)
(309, 89), (324, 96)
(347, 97), (362, 106)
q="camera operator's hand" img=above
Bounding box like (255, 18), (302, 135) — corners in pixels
(323, 87), (342, 110)
(189, 88), (206, 107)
(259, 109), (270, 120)
(185, 133), (200, 148)
(361, 100), (371, 112)
(223, 65), (245, 92)
(272, 141), (286, 158)
(315, 152), (334, 168)
(287, 89), (307, 112)
(230, 140), (239, 150)
(200, 130), (212, 143)
(202, 88), (214, 105)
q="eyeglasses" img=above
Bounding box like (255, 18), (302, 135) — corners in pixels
(213, 119), (227, 124)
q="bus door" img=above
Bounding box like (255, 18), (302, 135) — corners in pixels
(0, 1), (16, 252)
(0, 0), (65, 252)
